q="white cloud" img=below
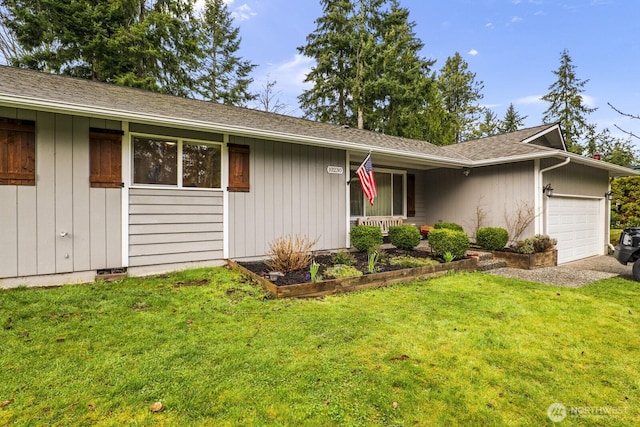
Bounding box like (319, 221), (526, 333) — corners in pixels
(516, 95), (544, 105)
(194, 0), (256, 22)
(232, 4), (256, 21)
(486, 22), (495, 29)
(511, 16), (523, 23)
(468, 49), (479, 56)
(512, 0), (522, 4)
(582, 94), (597, 108)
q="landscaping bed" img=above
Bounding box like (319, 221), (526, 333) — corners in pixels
(230, 249), (477, 298)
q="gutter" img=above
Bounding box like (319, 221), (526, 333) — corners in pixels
(540, 156), (571, 176)
(0, 94), (469, 168)
(1, 93), (637, 176)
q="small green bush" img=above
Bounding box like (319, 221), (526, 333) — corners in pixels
(428, 228), (470, 260)
(325, 264), (363, 279)
(476, 227), (509, 251)
(388, 225), (421, 250)
(389, 255), (439, 268)
(434, 222), (464, 232)
(512, 234), (557, 254)
(331, 250), (355, 266)
(350, 226), (383, 252)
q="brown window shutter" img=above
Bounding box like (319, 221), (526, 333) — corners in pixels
(228, 144), (250, 192)
(90, 128), (123, 188)
(407, 173), (416, 217)
(0, 118), (36, 185)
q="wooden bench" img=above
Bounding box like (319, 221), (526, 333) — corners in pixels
(356, 216), (404, 235)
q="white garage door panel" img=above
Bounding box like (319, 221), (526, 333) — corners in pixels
(547, 197), (603, 264)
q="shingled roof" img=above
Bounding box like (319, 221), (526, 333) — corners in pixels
(0, 65), (463, 164)
(442, 124), (564, 161)
(0, 66), (635, 176)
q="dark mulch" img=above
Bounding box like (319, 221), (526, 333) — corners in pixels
(238, 248), (440, 286)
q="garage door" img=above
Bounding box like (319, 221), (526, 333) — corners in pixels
(547, 197), (604, 264)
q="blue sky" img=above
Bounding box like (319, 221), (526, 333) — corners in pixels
(218, 0), (640, 145)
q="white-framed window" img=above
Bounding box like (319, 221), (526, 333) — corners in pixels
(132, 134), (222, 189)
(350, 167), (406, 217)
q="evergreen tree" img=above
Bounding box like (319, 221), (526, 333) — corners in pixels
(1, 0), (202, 96)
(585, 128), (637, 167)
(298, 0), (357, 126)
(196, 0), (256, 105)
(298, 0), (434, 137)
(469, 109), (500, 139)
(365, 1), (434, 138)
(541, 49), (596, 154)
(500, 103), (527, 133)
(437, 52), (484, 143)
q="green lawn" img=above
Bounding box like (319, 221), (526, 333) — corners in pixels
(1, 268), (638, 426)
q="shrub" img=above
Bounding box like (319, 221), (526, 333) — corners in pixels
(428, 228), (470, 260)
(476, 227), (509, 251)
(388, 225), (421, 250)
(331, 250), (355, 266)
(434, 222), (464, 232)
(265, 234), (318, 273)
(512, 234), (557, 254)
(325, 264), (363, 279)
(389, 255), (439, 268)
(350, 225), (383, 252)
(532, 234), (557, 252)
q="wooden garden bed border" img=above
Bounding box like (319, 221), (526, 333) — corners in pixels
(227, 257), (478, 298)
(490, 249), (558, 270)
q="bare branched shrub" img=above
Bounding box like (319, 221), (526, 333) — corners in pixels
(504, 201), (536, 243)
(265, 235), (318, 273)
(469, 197), (488, 239)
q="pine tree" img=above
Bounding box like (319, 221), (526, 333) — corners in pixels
(541, 49), (596, 154)
(298, 0), (357, 126)
(500, 103), (527, 133)
(1, 0), (203, 96)
(298, 0), (434, 137)
(469, 109), (500, 139)
(437, 52), (484, 143)
(365, 1), (434, 137)
(196, 0), (256, 105)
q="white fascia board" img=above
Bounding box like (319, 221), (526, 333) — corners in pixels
(521, 124), (566, 149)
(0, 94), (469, 168)
(468, 151), (639, 176)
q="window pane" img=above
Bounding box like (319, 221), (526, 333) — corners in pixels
(367, 172), (391, 216)
(133, 137), (177, 185)
(350, 178), (364, 216)
(183, 143), (221, 188)
(393, 174), (404, 216)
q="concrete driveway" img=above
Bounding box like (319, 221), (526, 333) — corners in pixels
(562, 255), (634, 281)
(486, 255), (635, 287)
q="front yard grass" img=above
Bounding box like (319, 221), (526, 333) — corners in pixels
(1, 267), (639, 426)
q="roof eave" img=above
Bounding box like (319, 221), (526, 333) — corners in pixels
(470, 151), (638, 176)
(0, 94), (469, 168)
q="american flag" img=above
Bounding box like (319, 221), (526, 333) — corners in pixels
(356, 153), (377, 205)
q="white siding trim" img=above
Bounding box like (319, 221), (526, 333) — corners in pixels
(222, 134), (230, 259)
(345, 151), (351, 248)
(121, 121), (130, 267)
(534, 159), (543, 234)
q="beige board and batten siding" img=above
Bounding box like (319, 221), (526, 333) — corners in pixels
(421, 162), (535, 235)
(228, 136), (347, 259)
(0, 108), (122, 279)
(540, 159), (608, 196)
